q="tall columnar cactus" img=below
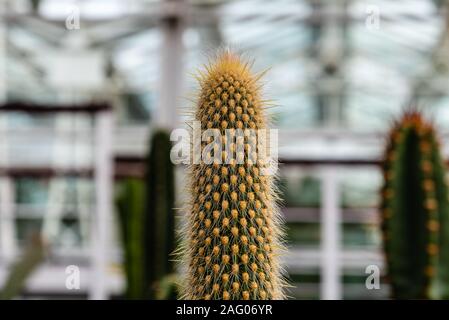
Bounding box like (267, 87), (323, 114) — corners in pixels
(145, 129), (176, 299)
(381, 111), (449, 299)
(180, 51), (285, 300)
(117, 130), (176, 299)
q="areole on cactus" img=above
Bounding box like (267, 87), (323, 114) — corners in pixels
(381, 111), (449, 299)
(179, 51), (285, 300)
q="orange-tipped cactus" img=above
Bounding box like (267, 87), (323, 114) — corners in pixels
(381, 111), (449, 299)
(180, 51), (285, 300)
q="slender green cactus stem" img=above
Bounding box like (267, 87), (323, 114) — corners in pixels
(181, 51), (285, 300)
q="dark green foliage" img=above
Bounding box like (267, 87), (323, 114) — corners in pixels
(117, 129), (176, 299)
(381, 111), (449, 299)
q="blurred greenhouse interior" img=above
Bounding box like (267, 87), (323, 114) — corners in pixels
(0, 0), (449, 300)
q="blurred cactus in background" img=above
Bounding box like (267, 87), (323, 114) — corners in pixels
(117, 178), (146, 299)
(30, 0), (40, 12)
(155, 274), (180, 300)
(0, 233), (45, 299)
(180, 51), (285, 300)
(117, 130), (176, 299)
(145, 130), (176, 299)
(381, 111), (449, 299)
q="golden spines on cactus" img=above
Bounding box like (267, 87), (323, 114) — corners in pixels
(180, 51), (285, 300)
